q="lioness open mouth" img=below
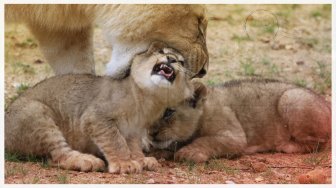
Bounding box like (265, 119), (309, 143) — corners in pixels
(152, 63), (176, 82)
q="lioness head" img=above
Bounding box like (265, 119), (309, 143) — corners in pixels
(131, 41), (193, 105)
(154, 5), (209, 78)
(148, 81), (207, 149)
(106, 5), (209, 79)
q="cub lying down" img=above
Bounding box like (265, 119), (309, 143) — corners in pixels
(5, 42), (192, 173)
(148, 79), (331, 163)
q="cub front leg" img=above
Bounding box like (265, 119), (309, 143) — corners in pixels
(175, 136), (218, 163)
(127, 136), (160, 171)
(175, 107), (247, 163)
(175, 134), (247, 163)
(83, 118), (142, 174)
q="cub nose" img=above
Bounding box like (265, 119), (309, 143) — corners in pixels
(149, 127), (159, 140)
(167, 56), (177, 64)
(150, 131), (161, 142)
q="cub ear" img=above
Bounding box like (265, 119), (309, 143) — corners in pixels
(193, 81), (207, 101)
(146, 41), (168, 54)
(188, 81), (207, 108)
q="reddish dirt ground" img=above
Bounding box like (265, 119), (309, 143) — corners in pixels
(5, 150), (331, 184)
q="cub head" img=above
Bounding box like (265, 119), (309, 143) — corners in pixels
(131, 41), (193, 106)
(147, 81), (207, 149)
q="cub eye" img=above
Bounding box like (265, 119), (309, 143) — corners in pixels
(188, 98), (197, 108)
(163, 108), (176, 121)
(158, 49), (164, 54)
(179, 60), (185, 67)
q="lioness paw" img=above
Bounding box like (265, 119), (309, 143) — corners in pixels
(108, 160), (142, 174)
(175, 147), (209, 163)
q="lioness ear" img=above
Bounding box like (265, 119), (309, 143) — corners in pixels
(147, 41), (168, 54)
(188, 81), (207, 108)
(198, 16), (208, 38)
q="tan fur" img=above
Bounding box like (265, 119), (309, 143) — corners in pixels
(5, 42), (193, 173)
(5, 4), (208, 78)
(149, 79), (331, 163)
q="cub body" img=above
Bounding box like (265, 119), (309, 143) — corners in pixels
(5, 42), (192, 173)
(149, 79), (331, 162)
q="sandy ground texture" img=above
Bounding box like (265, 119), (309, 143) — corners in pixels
(4, 4), (332, 184)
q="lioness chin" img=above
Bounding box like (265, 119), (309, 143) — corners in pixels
(148, 79), (331, 163)
(5, 42), (193, 173)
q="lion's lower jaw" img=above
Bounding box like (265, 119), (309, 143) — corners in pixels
(150, 75), (171, 88)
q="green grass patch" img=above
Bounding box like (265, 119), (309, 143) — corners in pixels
(316, 61), (331, 83)
(231, 34), (251, 43)
(313, 61), (331, 94)
(56, 172), (70, 184)
(181, 160), (197, 172)
(15, 38), (38, 48)
(241, 61), (256, 76)
(6, 83), (31, 110)
(32, 176), (40, 184)
(303, 150), (329, 167)
(311, 11), (322, 18)
(11, 62), (36, 75)
(261, 58), (271, 65)
(5, 152), (47, 164)
(5, 152), (22, 162)
(16, 83), (30, 95)
(5, 165), (28, 178)
(263, 24), (276, 34)
(311, 5), (331, 19)
(293, 79), (307, 88)
(204, 159), (237, 175)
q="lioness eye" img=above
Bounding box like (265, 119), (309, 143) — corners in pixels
(158, 49), (164, 54)
(179, 60), (185, 66)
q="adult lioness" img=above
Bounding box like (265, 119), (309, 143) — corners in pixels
(5, 42), (193, 173)
(148, 79), (331, 163)
(5, 4), (208, 78)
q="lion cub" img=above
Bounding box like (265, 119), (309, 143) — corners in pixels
(149, 79), (331, 163)
(5, 42), (192, 173)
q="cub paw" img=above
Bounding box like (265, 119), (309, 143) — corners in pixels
(108, 160), (142, 174)
(139, 157), (160, 171)
(175, 147), (209, 163)
(50, 151), (105, 172)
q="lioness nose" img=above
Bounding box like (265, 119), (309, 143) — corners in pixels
(196, 68), (207, 78)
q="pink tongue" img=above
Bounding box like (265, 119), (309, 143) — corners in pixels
(159, 70), (173, 78)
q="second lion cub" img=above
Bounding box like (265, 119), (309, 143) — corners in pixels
(149, 79), (331, 163)
(5, 42), (192, 173)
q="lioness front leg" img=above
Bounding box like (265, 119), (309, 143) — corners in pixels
(84, 120), (142, 174)
(28, 24), (95, 75)
(127, 136), (160, 171)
